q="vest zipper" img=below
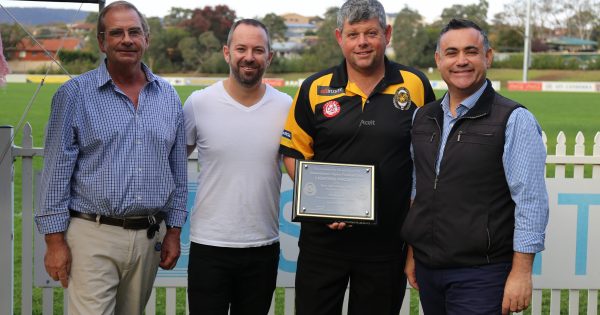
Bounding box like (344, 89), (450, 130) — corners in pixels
(486, 227), (491, 263)
(429, 117), (442, 191)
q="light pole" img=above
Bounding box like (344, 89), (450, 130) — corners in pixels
(522, 0), (532, 82)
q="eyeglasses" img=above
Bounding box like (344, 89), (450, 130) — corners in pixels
(100, 28), (145, 39)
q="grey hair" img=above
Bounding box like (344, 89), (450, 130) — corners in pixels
(97, 1), (149, 38)
(337, 0), (387, 32)
(226, 19), (271, 52)
(436, 18), (490, 53)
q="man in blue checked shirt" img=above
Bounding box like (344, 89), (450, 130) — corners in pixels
(402, 19), (549, 315)
(35, 1), (187, 314)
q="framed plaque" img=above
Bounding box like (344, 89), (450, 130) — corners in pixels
(292, 160), (376, 224)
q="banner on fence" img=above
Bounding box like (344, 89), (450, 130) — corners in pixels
(263, 78), (285, 87)
(153, 174), (600, 289)
(164, 77), (190, 86)
(533, 178), (600, 289)
(542, 81), (600, 93)
(507, 80), (600, 93)
(33, 168), (600, 289)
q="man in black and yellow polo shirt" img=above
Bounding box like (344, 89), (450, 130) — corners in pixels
(279, 0), (435, 314)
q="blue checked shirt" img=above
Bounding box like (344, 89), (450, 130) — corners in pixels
(35, 61), (188, 234)
(412, 81), (549, 254)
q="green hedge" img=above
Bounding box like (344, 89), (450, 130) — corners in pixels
(493, 53), (600, 70)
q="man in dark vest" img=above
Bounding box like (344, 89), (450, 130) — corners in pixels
(402, 19), (549, 315)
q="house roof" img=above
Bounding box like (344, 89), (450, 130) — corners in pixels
(17, 38), (82, 52)
(281, 13), (307, 18)
(272, 41), (303, 52)
(546, 36), (598, 46)
(286, 23), (317, 28)
(69, 23), (94, 30)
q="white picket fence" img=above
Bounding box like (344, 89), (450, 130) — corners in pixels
(1, 124), (599, 315)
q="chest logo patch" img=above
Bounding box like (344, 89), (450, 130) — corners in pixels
(393, 87), (412, 110)
(322, 100), (341, 118)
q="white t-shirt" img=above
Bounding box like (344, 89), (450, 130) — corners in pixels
(183, 81), (292, 248)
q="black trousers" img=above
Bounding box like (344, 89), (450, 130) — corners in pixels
(295, 248), (407, 315)
(415, 260), (512, 315)
(187, 242), (279, 315)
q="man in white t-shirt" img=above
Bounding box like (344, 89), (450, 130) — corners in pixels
(183, 19), (292, 315)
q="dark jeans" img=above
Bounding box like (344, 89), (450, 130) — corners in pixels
(415, 260), (512, 315)
(295, 249), (407, 315)
(187, 242), (279, 315)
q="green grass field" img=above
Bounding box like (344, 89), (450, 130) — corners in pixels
(3, 83), (598, 154)
(1, 82), (599, 314)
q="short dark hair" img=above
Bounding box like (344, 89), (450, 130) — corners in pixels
(436, 18), (490, 52)
(97, 1), (148, 38)
(226, 19), (271, 52)
(337, 0), (387, 32)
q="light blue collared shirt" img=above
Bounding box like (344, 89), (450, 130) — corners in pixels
(412, 81), (549, 254)
(36, 61), (188, 234)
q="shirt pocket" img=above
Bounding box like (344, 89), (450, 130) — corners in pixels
(145, 116), (177, 150)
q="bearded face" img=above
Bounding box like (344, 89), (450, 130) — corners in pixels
(230, 55), (266, 88)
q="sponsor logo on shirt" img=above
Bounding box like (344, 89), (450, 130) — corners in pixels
(322, 100), (341, 118)
(282, 130), (292, 140)
(317, 86), (345, 96)
(359, 119), (376, 127)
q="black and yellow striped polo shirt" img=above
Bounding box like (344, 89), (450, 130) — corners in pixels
(280, 58), (435, 260)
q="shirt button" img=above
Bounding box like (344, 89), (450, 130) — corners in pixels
(136, 141), (141, 144)
(366, 100), (370, 103)
(138, 168), (142, 172)
(137, 196), (142, 200)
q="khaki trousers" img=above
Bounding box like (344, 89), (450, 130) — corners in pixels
(65, 217), (166, 315)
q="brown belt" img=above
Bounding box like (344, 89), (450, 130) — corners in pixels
(69, 210), (165, 230)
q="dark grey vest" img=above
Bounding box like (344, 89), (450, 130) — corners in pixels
(402, 82), (522, 268)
